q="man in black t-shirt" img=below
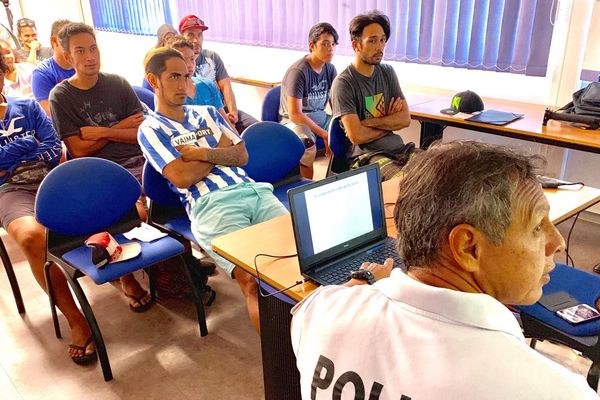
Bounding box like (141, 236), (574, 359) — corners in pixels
(331, 11), (411, 160)
(48, 22), (153, 312)
(49, 23), (145, 182)
(279, 23), (338, 179)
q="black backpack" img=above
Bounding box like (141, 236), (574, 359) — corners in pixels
(351, 142), (419, 181)
(560, 82), (600, 117)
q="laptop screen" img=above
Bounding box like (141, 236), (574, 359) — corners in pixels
(288, 164), (387, 272)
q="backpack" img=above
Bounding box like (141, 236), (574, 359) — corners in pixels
(560, 82), (600, 117)
(154, 255), (216, 305)
(351, 142), (419, 181)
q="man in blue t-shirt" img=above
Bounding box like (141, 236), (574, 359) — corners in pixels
(139, 47), (288, 332)
(179, 15), (258, 134)
(163, 36), (236, 131)
(31, 19), (74, 116)
(0, 55), (98, 365)
(280, 22), (338, 179)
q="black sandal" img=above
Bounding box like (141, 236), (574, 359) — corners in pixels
(69, 336), (97, 365)
(125, 290), (155, 313)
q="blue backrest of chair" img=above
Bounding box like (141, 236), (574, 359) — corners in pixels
(132, 85), (155, 110)
(328, 117), (349, 159)
(142, 77), (154, 93)
(242, 121), (304, 183)
(142, 162), (183, 208)
(261, 86), (281, 122)
(35, 158), (141, 236)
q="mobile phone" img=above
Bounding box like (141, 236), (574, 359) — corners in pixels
(556, 304), (600, 324)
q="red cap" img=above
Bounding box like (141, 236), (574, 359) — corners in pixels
(179, 15), (209, 33)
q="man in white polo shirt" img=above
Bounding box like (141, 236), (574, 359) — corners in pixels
(291, 141), (598, 399)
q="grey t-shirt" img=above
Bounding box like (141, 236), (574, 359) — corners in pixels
(194, 49), (229, 85)
(49, 72), (143, 165)
(279, 56), (337, 127)
(15, 47), (53, 64)
(331, 63), (405, 157)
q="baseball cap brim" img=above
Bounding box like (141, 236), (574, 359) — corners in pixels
(440, 107), (459, 115)
(186, 25), (208, 32)
(112, 242), (141, 263)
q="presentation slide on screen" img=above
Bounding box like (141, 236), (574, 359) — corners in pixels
(304, 173), (373, 254)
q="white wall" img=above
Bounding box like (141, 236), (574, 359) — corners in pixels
(582, 0), (600, 71)
(17, 0), (83, 43)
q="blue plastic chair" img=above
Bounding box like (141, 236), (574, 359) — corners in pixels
(142, 163), (217, 305)
(265, 85), (326, 150)
(143, 163), (197, 244)
(35, 158), (205, 382)
(241, 121), (312, 208)
(132, 85), (155, 111)
(261, 85), (281, 122)
(517, 263), (600, 390)
(326, 117), (351, 176)
(142, 77), (154, 92)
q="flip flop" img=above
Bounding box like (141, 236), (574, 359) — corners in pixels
(125, 290), (155, 313)
(69, 336), (97, 365)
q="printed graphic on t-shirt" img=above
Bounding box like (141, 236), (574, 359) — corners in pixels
(0, 115), (60, 164)
(170, 127), (215, 147)
(80, 101), (118, 127)
(196, 59), (217, 84)
(0, 116), (24, 137)
(364, 93), (385, 118)
(307, 80), (328, 105)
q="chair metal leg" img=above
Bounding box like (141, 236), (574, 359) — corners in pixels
(529, 338), (537, 349)
(59, 267), (113, 382)
(148, 267), (157, 300)
(181, 254), (209, 337)
(587, 362), (600, 391)
(0, 237), (25, 314)
(43, 261), (62, 339)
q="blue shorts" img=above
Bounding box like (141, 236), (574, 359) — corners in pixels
(189, 182), (288, 277)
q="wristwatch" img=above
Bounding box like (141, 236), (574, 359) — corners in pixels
(349, 270), (376, 285)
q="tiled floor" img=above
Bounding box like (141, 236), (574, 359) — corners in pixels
(0, 238), (264, 400)
(0, 156), (599, 399)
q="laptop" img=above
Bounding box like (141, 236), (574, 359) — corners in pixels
(287, 164), (404, 286)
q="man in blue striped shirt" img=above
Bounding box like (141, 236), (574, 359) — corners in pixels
(138, 47), (288, 332)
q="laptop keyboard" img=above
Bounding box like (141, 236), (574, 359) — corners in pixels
(315, 241), (404, 285)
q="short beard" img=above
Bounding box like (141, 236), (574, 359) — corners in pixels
(360, 55), (381, 66)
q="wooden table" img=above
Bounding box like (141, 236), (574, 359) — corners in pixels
(408, 94), (600, 153)
(230, 76), (281, 88)
(214, 184), (600, 302)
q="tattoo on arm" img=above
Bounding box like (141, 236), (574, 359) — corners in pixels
(204, 145), (245, 166)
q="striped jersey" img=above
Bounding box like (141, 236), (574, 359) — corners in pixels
(138, 105), (253, 214)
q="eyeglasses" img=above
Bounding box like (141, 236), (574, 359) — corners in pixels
(16, 18), (35, 28)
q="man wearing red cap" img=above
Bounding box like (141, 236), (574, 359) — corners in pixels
(178, 15), (258, 134)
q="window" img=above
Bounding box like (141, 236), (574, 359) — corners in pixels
(91, 0), (556, 77)
(90, 0), (172, 36)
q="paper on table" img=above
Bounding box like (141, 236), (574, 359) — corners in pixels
(123, 222), (168, 242)
(450, 112), (477, 120)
